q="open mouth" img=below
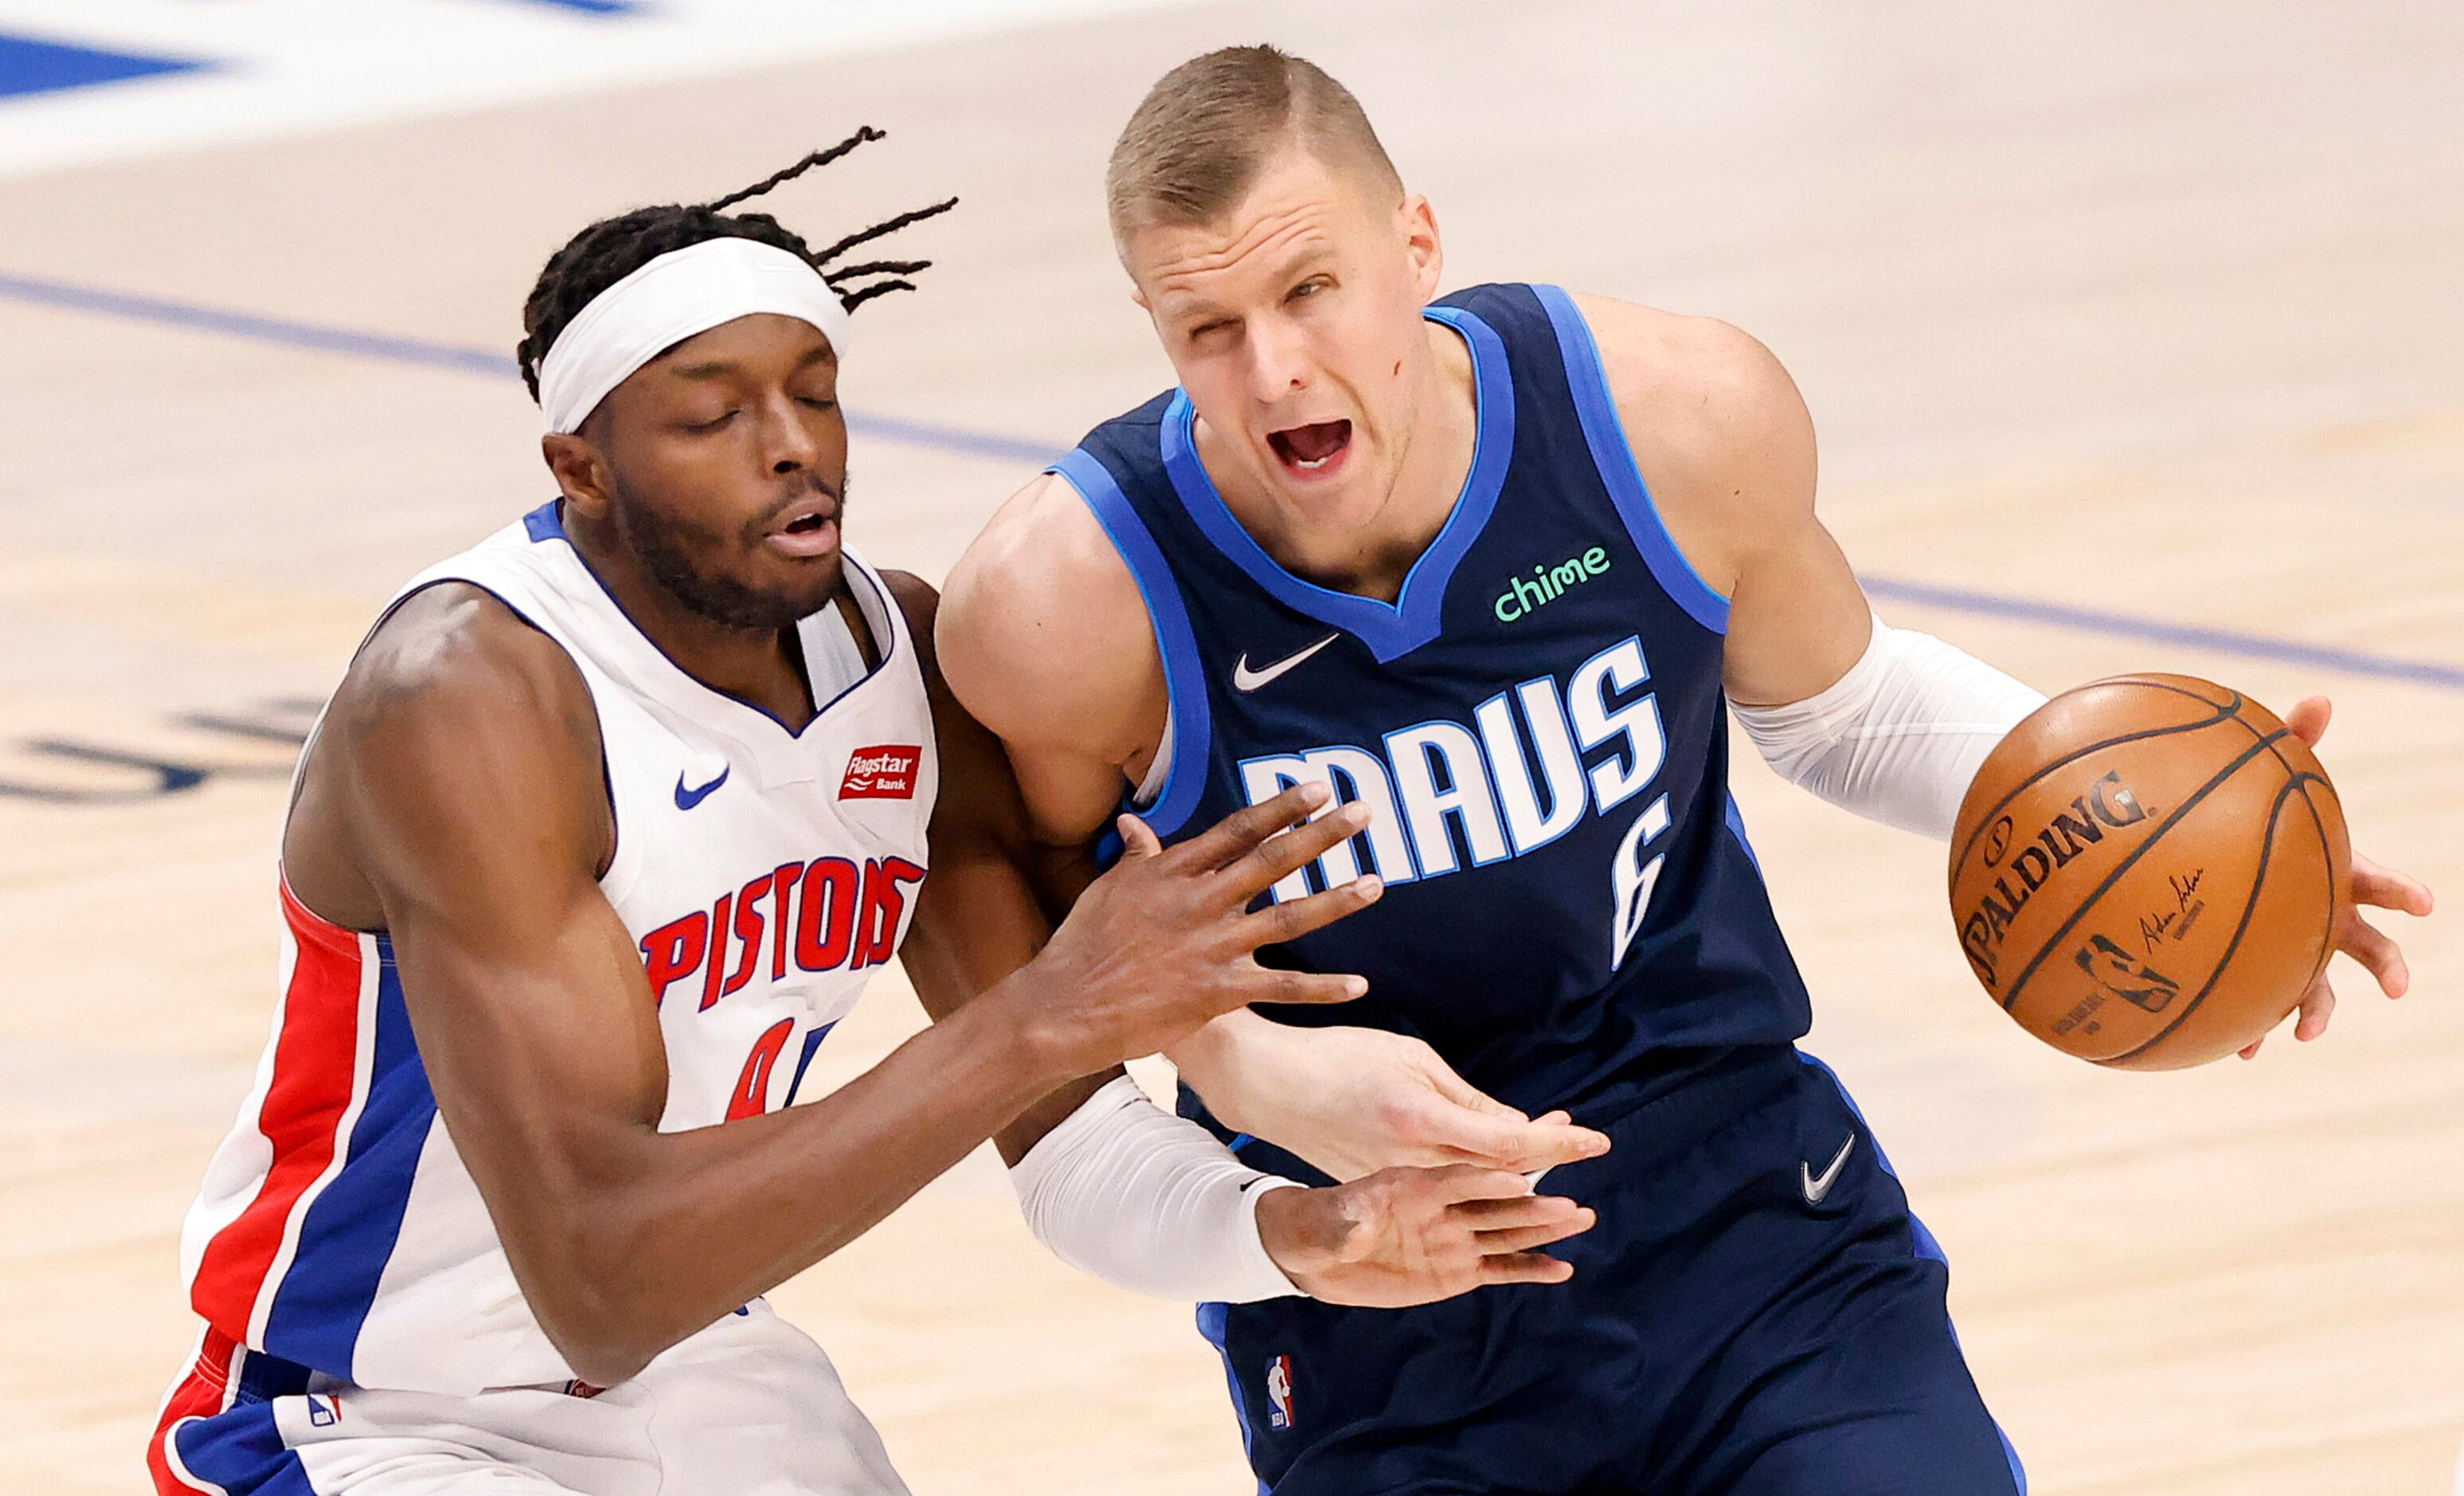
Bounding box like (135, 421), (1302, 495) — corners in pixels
(1267, 420), (1353, 477)
(763, 495), (842, 558)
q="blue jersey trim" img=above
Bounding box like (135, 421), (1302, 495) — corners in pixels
(1050, 448), (1213, 840)
(1531, 286), (1731, 636)
(781, 1020), (838, 1107)
(260, 938), (436, 1383)
(1196, 1301), (1272, 1496)
(522, 498), (562, 542)
(172, 1396), (316, 1494)
(1796, 1051), (2028, 1494)
(1156, 307), (1516, 664)
(1723, 791), (1763, 876)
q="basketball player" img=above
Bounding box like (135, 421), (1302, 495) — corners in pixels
(148, 134), (1609, 1495)
(938, 49), (2434, 1493)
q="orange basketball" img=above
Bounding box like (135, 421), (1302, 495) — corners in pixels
(1948, 675), (2351, 1069)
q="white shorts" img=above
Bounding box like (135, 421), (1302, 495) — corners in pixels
(150, 1302), (909, 1495)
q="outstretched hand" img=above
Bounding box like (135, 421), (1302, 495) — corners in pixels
(1175, 1017), (1609, 1182)
(1254, 1165), (1597, 1308)
(2240, 695), (2435, 1059)
(1021, 782), (1385, 1076)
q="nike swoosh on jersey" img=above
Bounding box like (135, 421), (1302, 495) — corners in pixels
(674, 765), (731, 811)
(1800, 1132), (1856, 1205)
(1231, 632), (1341, 692)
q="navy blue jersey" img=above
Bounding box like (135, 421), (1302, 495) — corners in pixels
(1053, 284), (1814, 1124)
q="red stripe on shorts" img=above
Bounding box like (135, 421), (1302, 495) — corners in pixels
(147, 1327), (239, 1494)
(188, 883), (369, 1339)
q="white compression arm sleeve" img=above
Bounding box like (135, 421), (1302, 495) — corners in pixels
(1731, 616), (2047, 840)
(1009, 1075), (1304, 1304)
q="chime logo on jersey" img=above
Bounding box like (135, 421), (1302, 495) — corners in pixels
(636, 855), (928, 1008)
(840, 744), (921, 801)
(1234, 634), (1674, 967)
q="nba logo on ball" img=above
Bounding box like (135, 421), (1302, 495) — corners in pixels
(1265, 1354), (1295, 1430)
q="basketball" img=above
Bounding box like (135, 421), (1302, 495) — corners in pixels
(1949, 675), (2351, 1069)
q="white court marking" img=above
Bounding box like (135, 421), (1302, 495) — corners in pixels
(0, 0), (1214, 178)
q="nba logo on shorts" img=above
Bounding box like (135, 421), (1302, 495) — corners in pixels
(305, 1392), (340, 1428)
(1265, 1353), (1295, 1430)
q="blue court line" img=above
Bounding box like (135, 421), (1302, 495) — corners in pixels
(3, 266), (2456, 693)
(0, 270), (1058, 464)
(1860, 578), (2464, 692)
(0, 32), (207, 100)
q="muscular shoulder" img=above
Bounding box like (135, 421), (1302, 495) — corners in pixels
(287, 582), (609, 925)
(336, 583), (585, 720)
(1567, 294), (1819, 594)
(936, 472), (1162, 767)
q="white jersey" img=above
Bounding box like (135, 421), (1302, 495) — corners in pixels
(175, 502), (937, 1396)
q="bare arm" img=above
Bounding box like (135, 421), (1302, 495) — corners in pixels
(1575, 296), (2431, 1044)
(284, 584), (1368, 1385)
(882, 568), (1128, 1164)
(1569, 294), (1871, 706)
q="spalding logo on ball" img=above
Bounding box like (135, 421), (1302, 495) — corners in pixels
(1949, 674), (2351, 1069)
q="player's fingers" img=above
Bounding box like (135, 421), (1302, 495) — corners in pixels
(1220, 801), (1371, 900)
(1428, 1110), (1609, 1173)
(1113, 813), (1164, 864)
(1173, 782), (1332, 871)
(2353, 853), (2436, 917)
(2239, 1036), (2264, 1060)
(1473, 1208), (1598, 1255)
(2282, 694), (2332, 749)
(1452, 1192), (1586, 1231)
(1238, 874), (1385, 948)
(1240, 966), (1371, 1008)
(2337, 912), (2410, 999)
(2294, 977), (2337, 1041)
(1476, 1251), (1575, 1286)
(1512, 1121), (1612, 1172)
(1427, 1165), (1540, 1205)
(1418, 1055), (1525, 1120)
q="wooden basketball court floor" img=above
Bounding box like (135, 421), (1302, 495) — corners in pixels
(2, 2), (2459, 1490)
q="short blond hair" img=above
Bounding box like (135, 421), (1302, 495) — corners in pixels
(1105, 45), (1402, 250)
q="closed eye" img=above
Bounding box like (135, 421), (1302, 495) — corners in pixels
(684, 409), (739, 433)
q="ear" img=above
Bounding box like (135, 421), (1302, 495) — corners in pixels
(541, 432), (616, 522)
(1128, 281), (1152, 314)
(1400, 192), (1444, 304)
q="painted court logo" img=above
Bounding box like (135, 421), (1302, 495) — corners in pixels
(840, 745), (921, 801)
(1265, 1354), (1295, 1430)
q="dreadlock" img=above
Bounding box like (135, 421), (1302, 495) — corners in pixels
(516, 126), (958, 401)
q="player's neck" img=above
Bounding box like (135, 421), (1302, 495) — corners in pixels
(1202, 319), (1478, 605)
(565, 517), (848, 728)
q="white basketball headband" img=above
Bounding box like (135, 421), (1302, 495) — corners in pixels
(534, 237), (852, 434)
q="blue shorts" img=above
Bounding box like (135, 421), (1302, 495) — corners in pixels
(1201, 1046), (2027, 1494)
